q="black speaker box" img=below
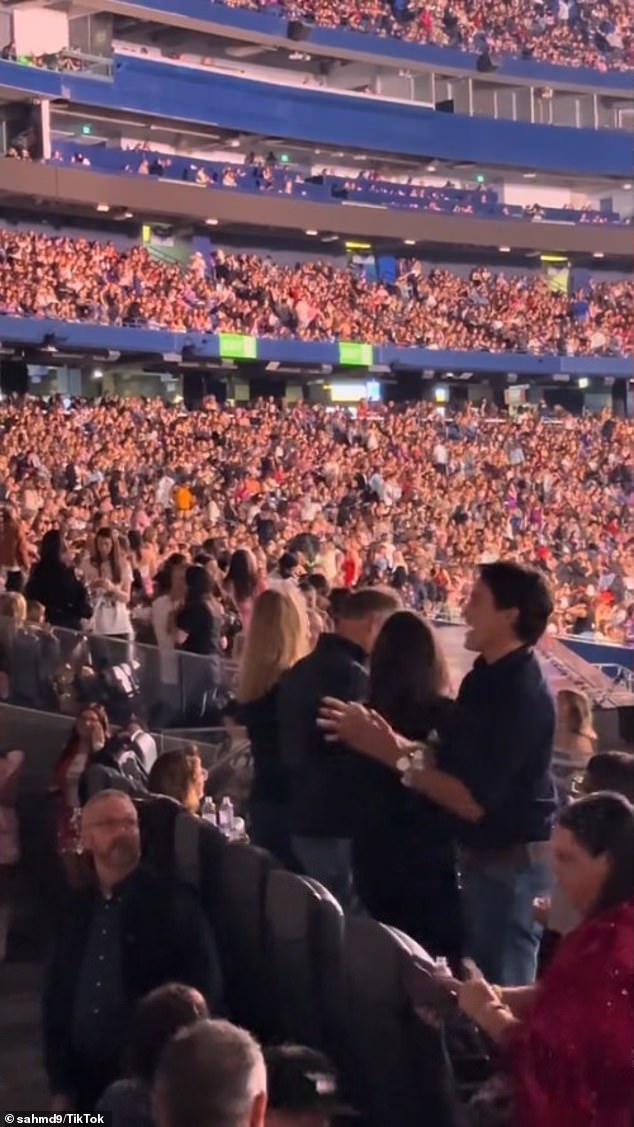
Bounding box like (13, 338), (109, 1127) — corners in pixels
(287, 19), (310, 41)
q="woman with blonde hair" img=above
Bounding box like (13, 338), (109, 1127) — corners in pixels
(236, 589), (310, 865)
(553, 688), (598, 803)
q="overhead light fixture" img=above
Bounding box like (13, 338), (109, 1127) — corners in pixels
(592, 251), (605, 258)
(622, 182), (632, 189)
(403, 239), (416, 245)
(122, 210), (133, 219)
(499, 246), (511, 252)
(426, 163), (436, 172)
(353, 153), (367, 160)
(205, 218), (219, 226)
(228, 138), (240, 148)
(523, 172), (537, 179)
(305, 229), (318, 236)
(96, 203), (110, 213)
(92, 368), (104, 380)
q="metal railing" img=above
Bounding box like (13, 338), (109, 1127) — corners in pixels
(0, 621), (237, 730)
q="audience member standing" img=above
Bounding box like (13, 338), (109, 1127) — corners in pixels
(352, 611), (464, 961)
(278, 588), (399, 906)
(153, 1019), (267, 1127)
(43, 790), (223, 1111)
(25, 529), (92, 633)
(236, 589), (310, 867)
(0, 505), (30, 593)
(321, 564), (555, 983)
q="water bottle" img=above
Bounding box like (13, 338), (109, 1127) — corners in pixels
(201, 797), (217, 826)
(218, 796), (235, 836)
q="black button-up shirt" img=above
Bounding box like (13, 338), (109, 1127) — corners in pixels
(446, 647), (556, 850)
(71, 887), (125, 1064)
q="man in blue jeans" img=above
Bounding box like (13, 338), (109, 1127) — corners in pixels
(321, 562), (556, 984)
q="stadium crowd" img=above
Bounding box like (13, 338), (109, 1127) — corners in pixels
(0, 395), (632, 647)
(0, 396), (633, 1127)
(0, 230), (632, 356)
(218, 0), (634, 72)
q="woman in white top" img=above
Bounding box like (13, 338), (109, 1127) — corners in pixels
(83, 527), (133, 656)
(151, 552), (187, 689)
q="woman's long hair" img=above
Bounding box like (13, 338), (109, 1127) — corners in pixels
(54, 702), (110, 772)
(558, 688), (597, 743)
(91, 527), (123, 584)
(558, 791), (634, 918)
(236, 589), (310, 704)
(369, 611), (451, 737)
(183, 564), (216, 607)
(225, 548), (259, 603)
(38, 528), (66, 568)
(154, 552), (187, 597)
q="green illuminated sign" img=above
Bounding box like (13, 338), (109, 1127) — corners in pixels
(218, 334), (257, 361)
(338, 341), (373, 367)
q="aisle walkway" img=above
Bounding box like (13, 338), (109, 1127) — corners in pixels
(0, 962), (48, 1112)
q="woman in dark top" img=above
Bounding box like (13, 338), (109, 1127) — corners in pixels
(235, 588), (310, 867)
(175, 565), (223, 724)
(25, 529), (92, 633)
(176, 565), (222, 657)
(353, 610), (465, 962)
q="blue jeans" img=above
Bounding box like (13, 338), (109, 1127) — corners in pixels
(460, 845), (551, 986)
(291, 835), (355, 909)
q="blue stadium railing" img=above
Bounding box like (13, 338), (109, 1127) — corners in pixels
(49, 142), (628, 227)
(0, 56), (630, 177)
(0, 316), (631, 379)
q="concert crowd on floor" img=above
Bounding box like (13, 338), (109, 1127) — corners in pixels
(0, 395), (632, 647)
(0, 231), (632, 356)
(218, 0), (634, 72)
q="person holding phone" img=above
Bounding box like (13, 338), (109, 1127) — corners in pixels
(436, 793), (634, 1127)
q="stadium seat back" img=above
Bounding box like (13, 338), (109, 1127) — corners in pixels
(216, 841), (281, 1035)
(341, 917), (462, 1127)
(265, 870), (345, 1051)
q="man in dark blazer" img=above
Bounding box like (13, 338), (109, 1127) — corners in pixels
(43, 789), (223, 1113)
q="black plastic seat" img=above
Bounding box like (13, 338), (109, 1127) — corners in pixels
(265, 869), (345, 1051)
(341, 917), (462, 1127)
(215, 841), (281, 1035)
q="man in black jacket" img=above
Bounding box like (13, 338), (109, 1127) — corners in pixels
(43, 789), (223, 1113)
(278, 588), (399, 906)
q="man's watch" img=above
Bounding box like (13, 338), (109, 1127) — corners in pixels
(396, 745), (425, 774)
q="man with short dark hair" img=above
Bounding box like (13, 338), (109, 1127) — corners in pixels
(153, 1019), (267, 1127)
(278, 587), (399, 905)
(320, 564), (556, 983)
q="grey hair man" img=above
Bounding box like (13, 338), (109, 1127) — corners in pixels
(153, 1019), (267, 1127)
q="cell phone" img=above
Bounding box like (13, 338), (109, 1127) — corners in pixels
(404, 957), (459, 1020)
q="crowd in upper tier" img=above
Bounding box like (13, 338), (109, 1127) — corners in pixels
(0, 396), (632, 644)
(218, 0), (634, 72)
(0, 230), (631, 356)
